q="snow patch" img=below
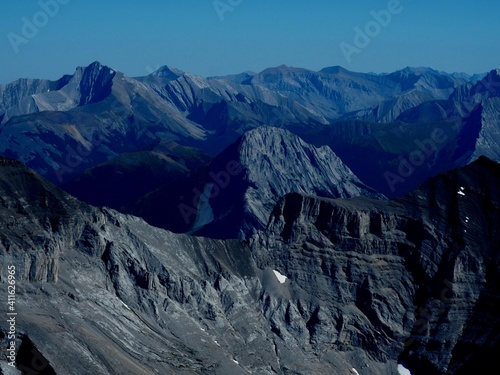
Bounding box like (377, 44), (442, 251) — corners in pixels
(351, 368), (360, 375)
(121, 301), (131, 310)
(214, 340), (220, 347)
(273, 270), (287, 284)
(233, 359), (239, 364)
(458, 190), (465, 196)
(397, 364), (412, 375)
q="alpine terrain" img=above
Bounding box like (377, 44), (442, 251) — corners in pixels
(0, 62), (499, 375)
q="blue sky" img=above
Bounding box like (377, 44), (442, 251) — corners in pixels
(1, 0), (499, 83)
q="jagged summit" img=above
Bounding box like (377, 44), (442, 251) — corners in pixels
(193, 126), (383, 239)
(76, 60), (114, 72)
(150, 65), (184, 79)
(76, 61), (117, 106)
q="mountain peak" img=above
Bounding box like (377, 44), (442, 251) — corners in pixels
(487, 68), (500, 78)
(258, 64), (312, 75)
(395, 66), (440, 76)
(78, 61), (115, 74)
(194, 126), (383, 239)
(75, 62), (117, 106)
(319, 66), (349, 75)
(151, 65), (184, 79)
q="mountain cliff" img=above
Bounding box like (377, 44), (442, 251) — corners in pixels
(251, 155), (500, 374)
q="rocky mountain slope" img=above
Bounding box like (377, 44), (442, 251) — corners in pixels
(251, 155), (500, 374)
(128, 127), (383, 239)
(0, 62), (207, 184)
(0, 152), (499, 374)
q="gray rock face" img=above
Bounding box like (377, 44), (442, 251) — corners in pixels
(0, 62), (116, 123)
(472, 97), (500, 162)
(0, 155), (499, 374)
(0, 156), (386, 374)
(252, 156), (500, 374)
(194, 127), (384, 239)
(0, 76), (71, 122)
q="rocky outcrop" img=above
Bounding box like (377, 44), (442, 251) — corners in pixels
(0, 155), (387, 374)
(0, 62), (117, 122)
(251, 156), (500, 374)
(197, 127), (384, 239)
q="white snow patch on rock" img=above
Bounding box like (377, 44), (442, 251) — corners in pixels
(121, 301), (131, 310)
(273, 270), (287, 284)
(397, 364), (412, 375)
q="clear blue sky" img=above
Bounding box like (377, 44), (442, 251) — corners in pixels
(1, 0), (499, 83)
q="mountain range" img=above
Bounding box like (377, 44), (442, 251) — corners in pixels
(1, 62), (498, 212)
(0, 62), (499, 374)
